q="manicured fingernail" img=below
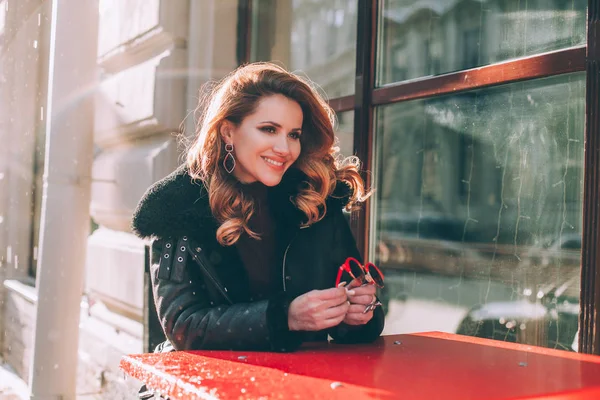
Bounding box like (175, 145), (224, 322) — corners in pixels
(337, 281), (347, 288)
(346, 289), (356, 295)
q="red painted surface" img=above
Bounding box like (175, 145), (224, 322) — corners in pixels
(121, 332), (600, 399)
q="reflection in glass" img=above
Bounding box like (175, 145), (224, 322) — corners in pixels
(335, 110), (354, 158)
(251, 0), (357, 97)
(377, 0), (587, 85)
(373, 73), (585, 351)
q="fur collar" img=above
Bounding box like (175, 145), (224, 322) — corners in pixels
(131, 165), (353, 241)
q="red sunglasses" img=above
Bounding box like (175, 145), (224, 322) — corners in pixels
(335, 257), (385, 288)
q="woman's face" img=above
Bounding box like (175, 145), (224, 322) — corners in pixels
(223, 94), (303, 186)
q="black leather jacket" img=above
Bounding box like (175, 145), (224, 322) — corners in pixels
(131, 166), (385, 352)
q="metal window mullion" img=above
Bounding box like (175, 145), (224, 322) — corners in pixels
(580, 0), (600, 355)
(237, 0), (253, 65)
(372, 47), (587, 106)
(351, 0), (378, 259)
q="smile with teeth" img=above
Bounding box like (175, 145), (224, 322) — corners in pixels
(262, 156), (284, 167)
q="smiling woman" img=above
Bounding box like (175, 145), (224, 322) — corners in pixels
(185, 63), (369, 246)
(130, 62), (385, 364)
(220, 94), (303, 186)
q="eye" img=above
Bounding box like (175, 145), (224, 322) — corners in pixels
(260, 126), (276, 134)
(289, 131), (302, 140)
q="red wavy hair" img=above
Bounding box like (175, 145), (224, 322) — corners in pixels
(187, 62), (369, 246)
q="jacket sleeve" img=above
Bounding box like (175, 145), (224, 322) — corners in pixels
(327, 208), (385, 344)
(150, 238), (303, 352)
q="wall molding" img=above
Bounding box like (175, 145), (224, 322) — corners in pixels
(98, 26), (187, 75)
(3, 278), (37, 304)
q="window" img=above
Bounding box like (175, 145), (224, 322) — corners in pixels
(245, 0), (599, 353)
(250, 0), (358, 97)
(373, 74), (585, 349)
(377, 0), (587, 85)
(334, 110), (354, 158)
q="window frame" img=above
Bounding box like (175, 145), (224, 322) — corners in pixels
(239, 0), (600, 355)
(580, 0), (600, 354)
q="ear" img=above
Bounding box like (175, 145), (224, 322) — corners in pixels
(220, 120), (235, 144)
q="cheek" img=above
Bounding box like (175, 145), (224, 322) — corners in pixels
(291, 141), (302, 161)
(236, 137), (259, 159)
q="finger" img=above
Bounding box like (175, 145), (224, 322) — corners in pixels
(318, 288), (350, 307)
(323, 311), (348, 329)
(344, 313), (372, 325)
(348, 284), (377, 296)
(332, 312), (348, 326)
(346, 277), (364, 289)
(321, 301), (350, 320)
(348, 294), (376, 306)
(347, 304), (374, 314)
(344, 312), (373, 326)
(321, 294), (350, 309)
(305, 289), (347, 309)
(314, 287), (349, 300)
(344, 309), (374, 325)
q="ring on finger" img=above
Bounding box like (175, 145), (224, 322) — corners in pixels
(363, 304), (377, 313)
(367, 295), (379, 306)
(363, 300), (382, 313)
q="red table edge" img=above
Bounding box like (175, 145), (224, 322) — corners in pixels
(119, 353), (392, 399)
(511, 386), (600, 400)
(415, 332), (600, 364)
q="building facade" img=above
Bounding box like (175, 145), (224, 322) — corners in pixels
(0, 0), (598, 397)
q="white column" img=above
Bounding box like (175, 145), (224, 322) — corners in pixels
(28, 0), (99, 398)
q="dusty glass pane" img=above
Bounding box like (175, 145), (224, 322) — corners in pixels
(335, 110), (355, 158)
(251, 0), (357, 98)
(377, 0), (587, 86)
(373, 73), (585, 351)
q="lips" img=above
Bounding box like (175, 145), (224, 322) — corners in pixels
(262, 156), (285, 168)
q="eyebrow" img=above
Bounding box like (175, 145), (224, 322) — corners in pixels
(259, 121), (302, 132)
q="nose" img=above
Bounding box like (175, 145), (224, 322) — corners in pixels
(272, 134), (291, 155)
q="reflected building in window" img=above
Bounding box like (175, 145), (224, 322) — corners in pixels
(373, 0), (586, 350)
(251, 0), (358, 98)
(378, 0), (587, 83)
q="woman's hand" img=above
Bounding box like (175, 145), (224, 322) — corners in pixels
(342, 279), (377, 326)
(288, 287), (350, 331)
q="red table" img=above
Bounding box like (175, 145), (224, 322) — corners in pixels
(120, 332), (600, 399)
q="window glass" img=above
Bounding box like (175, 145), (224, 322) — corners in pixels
(251, 0), (357, 97)
(335, 110), (355, 158)
(377, 0), (587, 86)
(373, 73), (585, 351)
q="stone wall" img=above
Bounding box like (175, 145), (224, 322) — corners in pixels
(1, 0), (240, 396)
(2, 279), (36, 383)
(82, 0), (239, 396)
(0, 0), (51, 354)
(3, 279), (143, 399)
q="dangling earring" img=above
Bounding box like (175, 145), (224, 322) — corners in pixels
(223, 143), (236, 174)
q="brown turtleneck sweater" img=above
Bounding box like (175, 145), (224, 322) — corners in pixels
(235, 182), (278, 299)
